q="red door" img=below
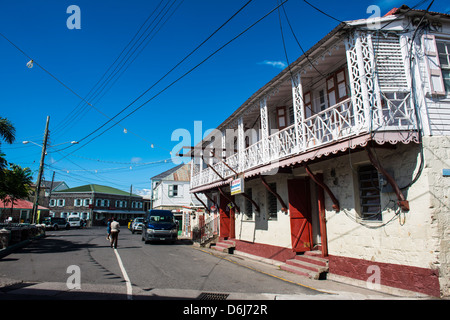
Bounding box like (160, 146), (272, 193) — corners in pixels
(219, 194), (230, 240)
(288, 178), (313, 252)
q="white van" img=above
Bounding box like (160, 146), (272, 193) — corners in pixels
(68, 215), (81, 228)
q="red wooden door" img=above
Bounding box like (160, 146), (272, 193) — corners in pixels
(219, 194), (230, 239)
(288, 178), (313, 252)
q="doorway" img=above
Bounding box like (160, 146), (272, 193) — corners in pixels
(219, 193), (235, 240)
(287, 178), (313, 252)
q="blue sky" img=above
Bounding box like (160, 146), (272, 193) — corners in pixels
(0, 0), (447, 195)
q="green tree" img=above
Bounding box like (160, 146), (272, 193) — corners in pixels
(1, 164), (33, 218)
(0, 117), (33, 221)
(0, 117), (16, 175)
(0, 117), (16, 145)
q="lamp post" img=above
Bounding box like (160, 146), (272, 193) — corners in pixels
(23, 117), (78, 224)
(30, 116), (50, 224)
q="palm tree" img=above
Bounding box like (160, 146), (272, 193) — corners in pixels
(1, 164), (33, 219)
(0, 117), (16, 173)
(0, 117), (32, 222)
(0, 117), (16, 144)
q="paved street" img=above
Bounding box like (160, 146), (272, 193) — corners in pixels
(0, 226), (333, 300)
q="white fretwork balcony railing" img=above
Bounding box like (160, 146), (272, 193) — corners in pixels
(191, 92), (417, 190)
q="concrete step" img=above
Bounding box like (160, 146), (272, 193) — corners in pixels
(211, 240), (236, 253)
(280, 251), (329, 280)
(280, 264), (319, 279)
(293, 254), (328, 268)
(285, 258), (328, 273)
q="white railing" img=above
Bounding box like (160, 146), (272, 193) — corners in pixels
(191, 93), (416, 189)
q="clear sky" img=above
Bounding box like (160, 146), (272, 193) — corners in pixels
(1, 0), (447, 196)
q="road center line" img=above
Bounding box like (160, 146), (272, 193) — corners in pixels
(113, 248), (133, 300)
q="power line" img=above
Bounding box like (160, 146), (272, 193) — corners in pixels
(51, 0), (183, 145)
(51, 0), (260, 160)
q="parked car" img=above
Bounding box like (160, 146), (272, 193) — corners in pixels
(142, 210), (177, 244)
(68, 216), (81, 228)
(131, 217), (144, 234)
(43, 217), (70, 230)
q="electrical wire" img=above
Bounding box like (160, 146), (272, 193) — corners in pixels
(51, 0), (286, 164)
(51, 0), (183, 149)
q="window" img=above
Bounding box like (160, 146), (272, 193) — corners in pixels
(131, 201), (143, 209)
(74, 199), (82, 207)
(304, 91), (312, 118)
(437, 41), (450, 93)
(358, 165), (382, 221)
(83, 199), (92, 207)
(168, 185), (179, 197)
(57, 199), (65, 207)
(276, 106), (287, 130)
(317, 89), (327, 112)
(267, 183), (278, 220)
(423, 35), (446, 95)
(49, 199), (56, 207)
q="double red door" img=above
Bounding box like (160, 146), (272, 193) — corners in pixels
(288, 178), (313, 252)
(219, 194), (235, 239)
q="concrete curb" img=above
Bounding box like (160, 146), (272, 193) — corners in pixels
(0, 234), (45, 259)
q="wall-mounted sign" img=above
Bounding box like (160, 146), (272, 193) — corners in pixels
(230, 177), (244, 195)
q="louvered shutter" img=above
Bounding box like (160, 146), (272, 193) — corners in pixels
(422, 34), (445, 96)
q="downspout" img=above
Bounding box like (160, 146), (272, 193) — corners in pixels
(366, 146), (410, 211)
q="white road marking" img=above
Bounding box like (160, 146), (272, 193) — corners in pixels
(113, 248), (133, 300)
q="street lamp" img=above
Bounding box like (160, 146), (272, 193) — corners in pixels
(23, 118), (78, 224)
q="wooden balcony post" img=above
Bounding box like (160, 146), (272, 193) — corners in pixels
(238, 116), (245, 173)
(260, 97), (269, 163)
(291, 71), (305, 151)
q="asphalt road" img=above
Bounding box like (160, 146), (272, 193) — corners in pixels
(0, 226), (325, 300)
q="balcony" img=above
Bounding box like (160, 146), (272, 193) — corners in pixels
(191, 91), (418, 191)
(190, 29), (420, 192)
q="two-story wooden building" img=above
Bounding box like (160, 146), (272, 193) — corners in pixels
(50, 184), (145, 225)
(186, 6), (450, 297)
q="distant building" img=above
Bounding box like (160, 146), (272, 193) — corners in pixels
(28, 180), (69, 208)
(0, 196), (50, 223)
(151, 163), (206, 211)
(151, 163), (209, 238)
(50, 184), (145, 225)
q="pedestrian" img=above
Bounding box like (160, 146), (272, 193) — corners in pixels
(106, 218), (112, 240)
(110, 217), (120, 249)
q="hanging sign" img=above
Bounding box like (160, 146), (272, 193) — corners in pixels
(230, 177), (244, 195)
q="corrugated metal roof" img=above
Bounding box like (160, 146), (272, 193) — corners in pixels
(151, 163), (190, 181)
(0, 197), (48, 210)
(54, 184), (141, 197)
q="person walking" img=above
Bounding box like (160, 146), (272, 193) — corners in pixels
(106, 218), (112, 240)
(110, 217), (120, 249)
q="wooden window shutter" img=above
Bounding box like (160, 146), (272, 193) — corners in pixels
(422, 34), (445, 95)
(304, 91), (312, 118)
(335, 68), (348, 102)
(276, 106), (287, 130)
(327, 75), (336, 108)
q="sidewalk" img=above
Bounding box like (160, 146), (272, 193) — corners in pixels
(0, 235), (434, 300)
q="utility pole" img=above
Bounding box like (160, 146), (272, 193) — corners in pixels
(31, 116), (50, 224)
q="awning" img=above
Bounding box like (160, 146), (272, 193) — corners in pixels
(190, 131), (420, 194)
